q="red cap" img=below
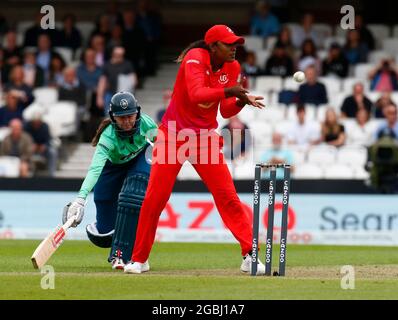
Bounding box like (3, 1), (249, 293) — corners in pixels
(204, 25), (245, 45)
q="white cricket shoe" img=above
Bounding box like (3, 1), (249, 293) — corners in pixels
(240, 253), (266, 275)
(124, 261), (150, 274)
(111, 257), (125, 270)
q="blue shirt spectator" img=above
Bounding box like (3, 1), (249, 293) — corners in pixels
(250, 0), (280, 38)
(260, 132), (294, 179)
(77, 48), (103, 91)
(298, 66), (328, 106)
(375, 104), (398, 140)
(0, 92), (24, 127)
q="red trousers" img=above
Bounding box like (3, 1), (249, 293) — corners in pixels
(132, 125), (253, 262)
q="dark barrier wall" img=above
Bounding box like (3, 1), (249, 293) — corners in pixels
(0, 178), (375, 194)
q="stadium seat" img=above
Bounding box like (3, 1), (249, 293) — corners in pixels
(368, 50), (392, 64)
(341, 77), (366, 93)
(258, 105), (285, 122)
(293, 163), (323, 179)
(265, 36), (277, 50)
(318, 77), (341, 95)
(354, 166), (370, 180)
(382, 38), (398, 55)
(255, 49), (270, 68)
(354, 63), (374, 80)
(307, 145), (337, 165)
(368, 24), (390, 49)
(255, 76), (283, 93)
(43, 101), (78, 137)
(317, 50), (328, 61)
(243, 35), (264, 51)
(323, 36), (345, 49)
(313, 23), (333, 38)
(290, 146), (307, 164)
(315, 104), (328, 121)
(286, 104), (315, 121)
(393, 25), (398, 38)
(117, 74), (137, 92)
(16, 21), (33, 35)
(233, 163), (254, 179)
(33, 87), (58, 107)
(323, 164), (355, 179)
(0, 156), (21, 177)
(336, 146), (367, 166)
(76, 21), (95, 46)
(0, 127), (10, 142)
(54, 47), (73, 65)
(283, 77), (300, 91)
(334, 25), (347, 38)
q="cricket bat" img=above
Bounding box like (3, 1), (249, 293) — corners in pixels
(31, 217), (76, 269)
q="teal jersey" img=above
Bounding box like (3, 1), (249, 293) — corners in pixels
(78, 113), (157, 199)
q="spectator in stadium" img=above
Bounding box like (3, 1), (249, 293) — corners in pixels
(104, 0), (123, 28)
(122, 9), (146, 78)
(0, 118), (34, 177)
(275, 26), (295, 58)
(90, 13), (112, 43)
(24, 110), (58, 176)
(23, 50), (45, 88)
(58, 67), (87, 116)
(375, 103), (398, 139)
(136, 0), (162, 76)
(355, 13), (375, 51)
(374, 92), (396, 118)
(241, 51), (261, 77)
(221, 115), (251, 161)
(319, 107), (346, 147)
(340, 82), (373, 118)
(3, 31), (22, 65)
(3, 65), (34, 108)
(48, 55), (66, 87)
(286, 104), (320, 147)
(264, 42), (294, 78)
(58, 13), (82, 52)
(322, 42), (349, 78)
(347, 109), (374, 146)
(250, 0), (280, 38)
(297, 38), (321, 74)
(77, 48), (102, 90)
(260, 131), (294, 179)
(106, 24), (124, 57)
(23, 13), (60, 47)
(298, 65), (328, 106)
(369, 59), (398, 92)
(76, 48), (104, 142)
(291, 13), (321, 49)
(1, 31), (22, 85)
(96, 46), (137, 115)
(0, 91), (24, 127)
(343, 29), (369, 65)
(35, 34), (63, 82)
(90, 34), (107, 67)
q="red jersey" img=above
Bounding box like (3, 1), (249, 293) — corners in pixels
(162, 48), (243, 133)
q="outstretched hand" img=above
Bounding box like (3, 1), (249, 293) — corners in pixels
(237, 94), (265, 109)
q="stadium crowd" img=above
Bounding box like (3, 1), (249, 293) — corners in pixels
(0, 0), (397, 190)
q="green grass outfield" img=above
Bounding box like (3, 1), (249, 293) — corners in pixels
(0, 240), (397, 300)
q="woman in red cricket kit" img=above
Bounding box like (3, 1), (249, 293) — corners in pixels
(124, 25), (266, 275)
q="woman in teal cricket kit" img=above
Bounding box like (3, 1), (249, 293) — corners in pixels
(62, 91), (157, 269)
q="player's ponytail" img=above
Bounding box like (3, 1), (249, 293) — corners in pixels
(92, 118), (112, 146)
(176, 40), (209, 63)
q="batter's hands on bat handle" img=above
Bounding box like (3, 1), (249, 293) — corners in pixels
(62, 197), (86, 227)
